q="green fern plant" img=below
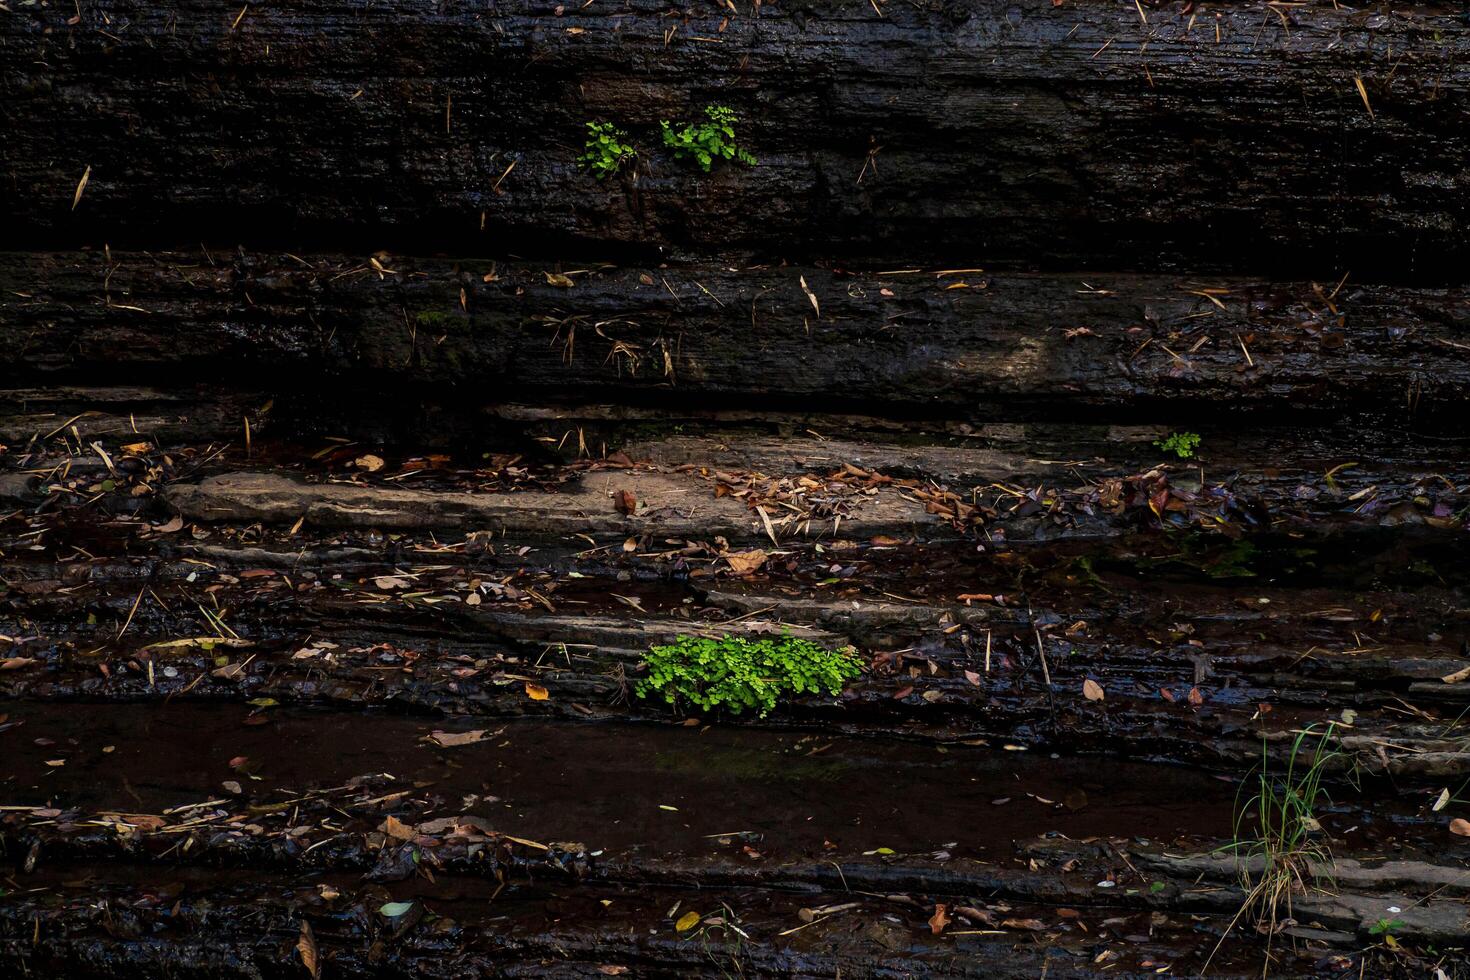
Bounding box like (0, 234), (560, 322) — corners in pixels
(637, 634), (862, 717)
(579, 121), (636, 179)
(1155, 431), (1202, 459)
(660, 105), (756, 172)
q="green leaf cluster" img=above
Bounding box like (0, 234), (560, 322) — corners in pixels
(1155, 431), (1202, 459)
(660, 105), (756, 172)
(1368, 917), (1404, 937)
(579, 121), (636, 179)
(636, 634), (862, 717)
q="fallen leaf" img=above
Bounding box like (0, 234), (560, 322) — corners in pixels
(379, 901), (415, 917)
(954, 905), (996, 926)
(0, 657), (37, 671)
(798, 275), (820, 317)
(1450, 818), (1470, 837)
(222, 780), (242, 794)
(1441, 665), (1470, 684)
(72, 165), (91, 210)
(928, 904), (951, 935)
(211, 662), (247, 681)
(297, 921), (320, 979)
(429, 729), (489, 748)
(544, 271), (576, 288)
(614, 489), (637, 515)
(724, 549), (768, 575)
(380, 815), (414, 840)
(113, 813), (166, 831)
(675, 911), (701, 932)
(598, 968), (630, 977)
(44, 759), (65, 767)
(355, 454), (386, 472)
(525, 682), (550, 701)
(1082, 678), (1105, 701)
(1433, 788), (1451, 812)
(1001, 917), (1046, 931)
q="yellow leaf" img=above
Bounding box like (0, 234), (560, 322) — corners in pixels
(675, 911), (701, 932)
(525, 682), (550, 701)
(544, 271), (575, 288)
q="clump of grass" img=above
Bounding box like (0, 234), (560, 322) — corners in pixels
(1155, 431), (1202, 459)
(636, 634), (862, 717)
(1210, 723), (1342, 973)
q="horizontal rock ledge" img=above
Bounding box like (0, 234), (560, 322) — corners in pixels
(4, 252), (1468, 421)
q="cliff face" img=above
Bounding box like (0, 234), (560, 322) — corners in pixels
(4, 3), (1470, 978)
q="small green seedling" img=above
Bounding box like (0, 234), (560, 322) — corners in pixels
(1369, 917), (1404, 937)
(579, 121), (636, 179)
(637, 634), (862, 717)
(1155, 431), (1202, 459)
(661, 105), (756, 172)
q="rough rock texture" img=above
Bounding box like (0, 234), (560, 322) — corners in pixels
(4, 1), (1470, 276)
(4, 251), (1469, 423)
(5, 1), (1470, 977)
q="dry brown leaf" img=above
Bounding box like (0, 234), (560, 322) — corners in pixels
(72, 165), (91, 210)
(112, 813), (166, 831)
(928, 903), (950, 935)
(0, 657), (37, 671)
(724, 549), (768, 575)
(380, 815), (414, 840)
(545, 271), (575, 288)
(1441, 665), (1470, 684)
(598, 968), (630, 976)
(297, 920), (320, 979)
(1450, 818), (1470, 837)
(211, 662), (247, 681)
(954, 905), (995, 926)
(798, 274), (820, 317)
(1001, 917), (1046, 931)
(429, 729), (488, 748)
(355, 454), (385, 472)
(1082, 678), (1105, 701)
(526, 682), (550, 701)
(614, 489), (637, 515)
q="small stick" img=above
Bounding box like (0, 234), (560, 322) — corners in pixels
(984, 629), (992, 673)
(1034, 628), (1051, 687)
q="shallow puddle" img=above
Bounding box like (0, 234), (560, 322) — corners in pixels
(2, 703), (1236, 861)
